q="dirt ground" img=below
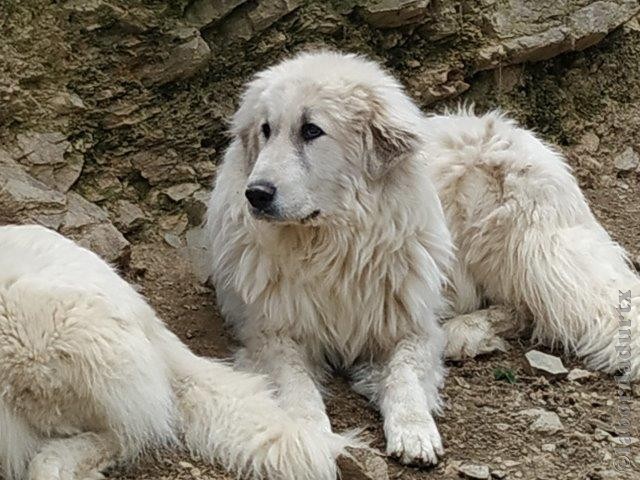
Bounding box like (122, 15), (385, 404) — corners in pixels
(1, 1), (639, 479)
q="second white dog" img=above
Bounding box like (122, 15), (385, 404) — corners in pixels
(0, 225), (352, 480)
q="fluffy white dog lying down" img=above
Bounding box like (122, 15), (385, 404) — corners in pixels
(206, 50), (640, 467)
(0, 225), (352, 480)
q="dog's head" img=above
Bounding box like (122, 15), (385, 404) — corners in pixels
(231, 51), (425, 225)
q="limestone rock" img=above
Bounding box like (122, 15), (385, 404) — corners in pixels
(185, 189), (210, 226)
(359, 0), (431, 29)
(567, 368), (593, 382)
(337, 448), (389, 480)
(132, 150), (196, 185)
(458, 463), (490, 479)
(138, 33), (211, 86)
(60, 193), (130, 265)
(113, 200), (147, 233)
(525, 350), (568, 377)
(51, 90), (86, 114)
(519, 408), (564, 434)
(184, 0), (247, 27)
(213, 0), (303, 42)
(13, 132), (82, 193)
(614, 146), (640, 172)
(0, 156), (129, 265)
(164, 182), (201, 202)
(0, 153), (67, 228)
(474, 0), (640, 71)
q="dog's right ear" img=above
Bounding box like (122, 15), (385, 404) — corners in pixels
(230, 76), (266, 165)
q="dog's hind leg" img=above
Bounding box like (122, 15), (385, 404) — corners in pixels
(443, 305), (521, 360)
(27, 432), (119, 480)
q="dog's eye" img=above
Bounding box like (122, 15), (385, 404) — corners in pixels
(261, 123), (271, 139)
(301, 123), (324, 141)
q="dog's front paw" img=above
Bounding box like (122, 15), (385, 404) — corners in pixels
(384, 412), (443, 466)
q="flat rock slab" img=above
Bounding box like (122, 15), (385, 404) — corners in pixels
(338, 447), (389, 480)
(1, 155), (130, 265)
(519, 408), (565, 434)
(525, 349), (568, 377)
(458, 463), (491, 479)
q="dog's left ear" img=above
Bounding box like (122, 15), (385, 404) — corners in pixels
(363, 96), (421, 180)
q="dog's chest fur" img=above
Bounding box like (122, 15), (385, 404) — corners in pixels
(232, 223), (441, 366)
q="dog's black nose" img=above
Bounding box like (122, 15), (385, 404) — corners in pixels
(245, 182), (276, 211)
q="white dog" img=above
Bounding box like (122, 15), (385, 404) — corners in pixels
(206, 50), (640, 467)
(0, 225), (351, 480)
(426, 111), (640, 379)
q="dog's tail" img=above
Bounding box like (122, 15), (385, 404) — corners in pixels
(156, 329), (357, 480)
(507, 220), (640, 380)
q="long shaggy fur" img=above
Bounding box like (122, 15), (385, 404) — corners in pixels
(0, 224), (350, 480)
(206, 51), (639, 473)
(426, 110), (640, 379)
(207, 51), (453, 467)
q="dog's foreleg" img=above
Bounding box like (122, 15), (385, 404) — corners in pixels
(27, 432), (119, 480)
(237, 334), (332, 431)
(362, 333), (445, 466)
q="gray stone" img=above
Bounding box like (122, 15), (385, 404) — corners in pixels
(458, 463), (490, 480)
(567, 368), (593, 382)
(0, 157), (129, 265)
(541, 443), (556, 452)
(15, 132), (68, 166)
(0, 153), (67, 228)
(337, 447), (389, 480)
(215, 0), (303, 42)
(579, 132), (600, 153)
(360, 0), (431, 29)
(60, 193), (130, 265)
(13, 132), (82, 193)
(132, 150), (196, 185)
(113, 200), (147, 233)
(519, 408), (564, 434)
(491, 470), (507, 479)
(51, 90), (86, 113)
(164, 182), (201, 202)
(164, 232), (184, 249)
(474, 0), (640, 71)
(525, 350), (568, 377)
(184, 0), (247, 27)
(614, 147), (640, 172)
(184, 225), (211, 284)
(609, 435), (639, 446)
(185, 189), (210, 226)
(138, 34), (211, 86)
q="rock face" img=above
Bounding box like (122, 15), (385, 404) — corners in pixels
(12, 132), (83, 193)
(0, 154), (130, 265)
(3, 0), (639, 283)
(475, 0), (640, 70)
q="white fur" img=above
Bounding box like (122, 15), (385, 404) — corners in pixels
(426, 109), (640, 379)
(206, 52), (640, 473)
(0, 224), (351, 480)
(207, 51), (452, 466)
